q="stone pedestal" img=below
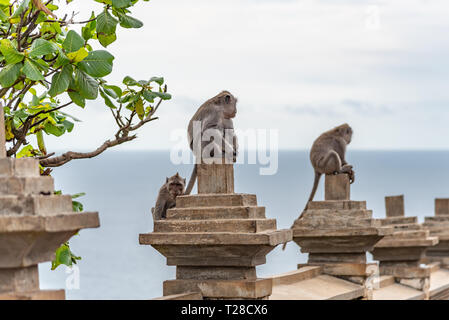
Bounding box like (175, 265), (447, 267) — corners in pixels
(140, 160), (291, 300)
(423, 198), (449, 267)
(292, 174), (392, 299)
(0, 135), (100, 300)
(370, 195), (438, 299)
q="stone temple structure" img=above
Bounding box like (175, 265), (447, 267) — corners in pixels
(423, 199), (449, 268)
(290, 174), (393, 299)
(140, 161), (292, 299)
(0, 106), (100, 299)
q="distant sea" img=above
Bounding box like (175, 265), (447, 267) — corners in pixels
(38, 150), (449, 299)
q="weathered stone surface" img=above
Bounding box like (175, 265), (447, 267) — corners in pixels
(0, 158), (40, 178)
(0, 289), (65, 300)
(268, 266), (322, 286)
(153, 292), (203, 300)
(325, 174), (350, 201)
(176, 193), (257, 208)
(197, 163), (234, 194)
(298, 262), (377, 277)
(166, 206), (265, 220)
(380, 216), (417, 226)
(0, 194), (72, 216)
(372, 247), (427, 262)
(0, 266), (39, 293)
(373, 283), (426, 300)
(308, 253), (367, 264)
(0, 176), (54, 195)
(0, 106), (5, 159)
(307, 200), (366, 210)
(163, 278), (272, 299)
(435, 198), (449, 216)
(385, 195), (405, 217)
(154, 219), (276, 233)
(379, 264), (430, 278)
(177, 266), (256, 280)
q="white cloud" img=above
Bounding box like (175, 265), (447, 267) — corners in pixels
(45, 0), (449, 152)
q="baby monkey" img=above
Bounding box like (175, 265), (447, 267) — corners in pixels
(153, 173), (186, 220)
(305, 123), (355, 211)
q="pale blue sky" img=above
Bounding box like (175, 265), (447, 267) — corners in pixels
(46, 0), (449, 151)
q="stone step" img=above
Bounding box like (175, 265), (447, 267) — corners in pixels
(294, 217), (379, 229)
(176, 194), (257, 208)
(154, 219), (277, 233)
(423, 221), (449, 228)
(391, 223), (423, 231)
(302, 209), (373, 219)
(393, 229), (430, 239)
(380, 217), (418, 226)
(0, 195), (72, 216)
(0, 176), (54, 195)
(307, 201), (366, 210)
(269, 266), (322, 286)
(425, 216), (449, 223)
(0, 158), (40, 177)
(166, 206), (265, 220)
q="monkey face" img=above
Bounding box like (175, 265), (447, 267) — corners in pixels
(168, 182), (184, 197)
(220, 92), (237, 119)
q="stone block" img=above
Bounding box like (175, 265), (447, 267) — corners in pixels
(166, 206), (265, 220)
(176, 266), (256, 280)
(197, 163), (234, 194)
(154, 219), (276, 233)
(325, 174), (350, 201)
(298, 262), (377, 277)
(176, 193), (257, 208)
(14, 158), (40, 177)
(32, 195), (73, 216)
(0, 289), (65, 300)
(154, 292), (203, 300)
(385, 195), (405, 217)
(269, 266), (322, 286)
(436, 199), (449, 216)
(163, 278), (272, 299)
(0, 106), (5, 158)
(372, 247), (427, 262)
(0, 177), (54, 195)
(380, 216), (417, 226)
(0, 266), (39, 293)
(307, 200), (366, 210)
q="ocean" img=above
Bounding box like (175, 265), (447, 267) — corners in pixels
(38, 150), (449, 299)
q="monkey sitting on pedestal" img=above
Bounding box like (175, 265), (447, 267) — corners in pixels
(184, 91), (238, 195)
(282, 124), (355, 250)
(153, 173), (186, 221)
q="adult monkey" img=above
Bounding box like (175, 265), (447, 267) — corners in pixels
(32, 0), (58, 19)
(282, 123), (355, 250)
(185, 91), (238, 195)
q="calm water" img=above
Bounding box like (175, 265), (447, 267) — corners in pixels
(38, 150), (449, 299)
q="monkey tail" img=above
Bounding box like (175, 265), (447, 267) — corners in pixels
(184, 164), (197, 195)
(303, 171), (322, 212)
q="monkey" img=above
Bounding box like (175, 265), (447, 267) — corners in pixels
(282, 123), (354, 251)
(32, 0), (58, 19)
(184, 91), (238, 195)
(304, 123), (355, 211)
(153, 173), (186, 221)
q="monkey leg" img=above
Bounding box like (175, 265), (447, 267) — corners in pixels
(319, 150), (342, 175)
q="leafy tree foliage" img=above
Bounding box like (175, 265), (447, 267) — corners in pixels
(0, 0), (171, 268)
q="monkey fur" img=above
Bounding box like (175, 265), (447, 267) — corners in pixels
(153, 173), (185, 220)
(185, 91), (238, 195)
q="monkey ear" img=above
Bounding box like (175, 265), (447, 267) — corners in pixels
(166, 177), (169, 183)
(225, 95), (231, 104)
(184, 178), (186, 184)
(175, 172), (180, 177)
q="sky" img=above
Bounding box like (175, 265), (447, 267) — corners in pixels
(45, 0), (449, 151)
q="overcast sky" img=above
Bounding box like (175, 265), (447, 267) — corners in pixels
(45, 0), (449, 151)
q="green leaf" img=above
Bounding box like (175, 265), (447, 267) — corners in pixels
(77, 50), (114, 78)
(62, 30), (85, 53)
(11, 0), (30, 19)
(149, 76), (164, 86)
(112, 0), (131, 8)
(0, 62), (22, 87)
(21, 58), (44, 81)
(96, 9), (118, 35)
(117, 12), (143, 29)
(98, 32), (117, 47)
(48, 65), (72, 97)
(99, 88), (116, 109)
(123, 76), (137, 86)
(75, 69), (99, 100)
(29, 39), (57, 58)
(51, 243), (81, 270)
(135, 98), (144, 120)
(103, 84), (122, 98)
(68, 91), (86, 108)
(0, 39), (25, 64)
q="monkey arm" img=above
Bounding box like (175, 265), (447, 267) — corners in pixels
(154, 195), (167, 221)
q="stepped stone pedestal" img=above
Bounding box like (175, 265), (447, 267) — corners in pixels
(370, 195), (438, 299)
(423, 199), (449, 268)
(292, 174), (392, 299)
(140, 162), (292, 299)
(0, 110), (100, 299)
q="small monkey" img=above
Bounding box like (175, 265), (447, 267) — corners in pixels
(185, 91), (238, 195)
(282, 123), (355, 250)
(153, 173), (186, 220)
